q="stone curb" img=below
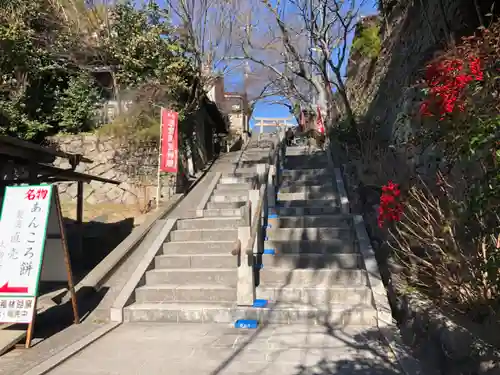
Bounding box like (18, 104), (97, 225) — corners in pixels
(22, 322), (120, 375)
(353, 215), (423, 375)
(196, 172), (222, 216)
(109, 219), (178, 322)
(60, 194), (184, 304)
(325, 147), (349, 214)
(327, 143), (424, 374)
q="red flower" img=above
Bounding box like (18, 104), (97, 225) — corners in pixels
(378, 181), (403, 228)
(420, 55), (483, 118)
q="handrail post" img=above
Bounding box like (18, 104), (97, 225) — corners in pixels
(256, 163), (266, 186)
(236, 201), (254, 306)
(249, 189), (260, 254)
(267, 165), (276, 209)
(236, 226), (254, 305)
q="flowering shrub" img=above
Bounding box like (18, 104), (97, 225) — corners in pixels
(386, 20), (500, 314)
(420, 56), (483, 118)
(377, 181), (403, 228)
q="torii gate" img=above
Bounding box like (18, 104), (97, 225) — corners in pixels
(253, 117), (294, 134)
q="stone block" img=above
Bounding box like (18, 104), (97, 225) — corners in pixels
(106, 187), (124, 202)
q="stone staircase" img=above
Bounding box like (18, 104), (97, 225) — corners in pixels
(123, 143), (275, 322)
(124, 143), (376, 327)
(254, 146), (375, 325)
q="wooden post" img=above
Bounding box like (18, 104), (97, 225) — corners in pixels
(75, 181), (84, 261)
(54, 186), (80, 325)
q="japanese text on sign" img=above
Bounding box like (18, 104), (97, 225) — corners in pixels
(0, 185), (53, 298)
(0, 297), (35, 324)
(160, 108), (179, 173)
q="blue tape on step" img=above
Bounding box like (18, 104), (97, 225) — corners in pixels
(252, 299), (268, 308)
(234, 320), (258, 329)
(268, 214), (278, 219)
(263, 248), (275, 255)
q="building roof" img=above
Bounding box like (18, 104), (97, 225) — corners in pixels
(0, 135), (120, 186)
(223, 93), (245, 113)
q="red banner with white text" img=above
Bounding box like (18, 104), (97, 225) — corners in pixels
(160, 108), (179, 173)
(316, 106), (325, 134)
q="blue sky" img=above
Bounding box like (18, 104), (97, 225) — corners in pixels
(248, 1), (378, 130)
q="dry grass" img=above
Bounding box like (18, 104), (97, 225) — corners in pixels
(60, 201), (148, 226)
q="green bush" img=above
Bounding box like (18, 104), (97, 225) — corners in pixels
(352, 24), (381, 59)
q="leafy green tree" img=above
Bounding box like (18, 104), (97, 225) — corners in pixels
(0, 0), (196, 141)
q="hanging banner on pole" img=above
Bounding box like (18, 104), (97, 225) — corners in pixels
(159, 108), (179, 173)
(299, 109), (305, 132)
(316, 105), (325, 134)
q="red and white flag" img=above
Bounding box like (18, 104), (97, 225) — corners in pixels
(316, 106), (325, 134)
(299, 109), (305, 131)
(160, 108), (179, 173)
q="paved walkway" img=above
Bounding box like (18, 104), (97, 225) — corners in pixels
(47, 323), (402, 375)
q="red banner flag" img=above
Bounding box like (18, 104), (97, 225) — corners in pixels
(316, 106), (325, 134)
(299, 109), (305, 131)
(160, 108), (179, 173)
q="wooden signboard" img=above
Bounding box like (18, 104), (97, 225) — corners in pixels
(0, 184), (79, 348)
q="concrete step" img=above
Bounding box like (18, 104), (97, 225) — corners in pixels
(256, 286), (373, 305)
(258, 253), (361, 269)
(169, 228), (237, 242)
(278, 185), (336, 194)
(273, 206), (341, 216)
(240, 159), (269, 165)
(281, 168), (332, 176)
(177, 218), (242, 230)
(266, 227), (352, 241)
(280, 178), (335, 187)
(123, 302), (376, 325)
(203, 208), (242, 217)
(216, 183), (252, 191)
(284, 163), (329, 170)
(219, 176), (254, 184)
(231, 167), (255, 174)
(163, 241), (235, 255)
(135, 284), (236, 303)
(268, 215), (351, 229)
(258, 268), (367, 286)
(277, 199), (338, 208)
(210, 194), (247, 203)
(154, 254), (236, 269)
(263, 239), (356, 254)
(206, 201), (246, 210)
(280, 175), (333, 183)
(145, 268), (236, 286)
(277, 191), (338, 200)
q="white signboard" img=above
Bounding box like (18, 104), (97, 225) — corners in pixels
(0, 296), (36, 324)
(40, 194), (69, 282)
(0, 185), (53, 324)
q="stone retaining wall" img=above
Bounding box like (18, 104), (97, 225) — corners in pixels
(331, 146), (500, 374)
(344, 0), (485, 140)
(51, 134), (178, 207)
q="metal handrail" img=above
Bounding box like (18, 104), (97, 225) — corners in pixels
(243, 139), (283, 255)
(231, 137), (283, 259)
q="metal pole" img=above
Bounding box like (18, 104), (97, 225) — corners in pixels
(156, 109), (163, 209)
